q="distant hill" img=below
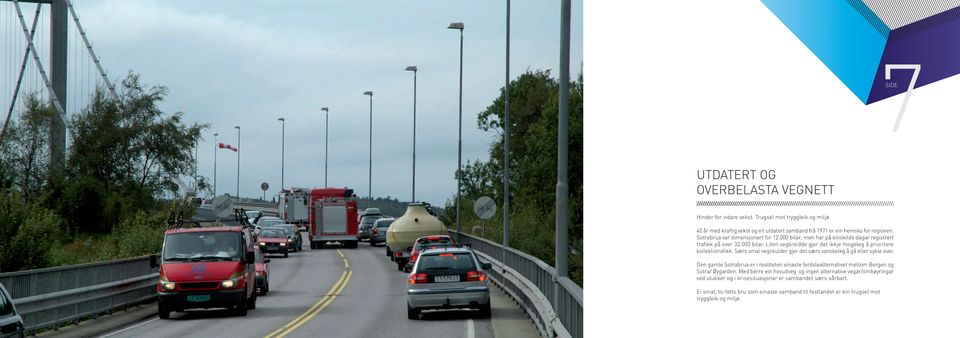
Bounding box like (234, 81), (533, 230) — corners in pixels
(357, 197), (446, 219)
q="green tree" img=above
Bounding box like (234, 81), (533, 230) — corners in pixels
(68, 73), (208, 195)
(0, 94), (58, 197)
(445, 69), (584, 284)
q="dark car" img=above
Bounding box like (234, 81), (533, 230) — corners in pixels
(357, 213), (382, 241)
(0, 283), (24, 338)
(370, 217), (394, 246)
(275, 224), (303, 252)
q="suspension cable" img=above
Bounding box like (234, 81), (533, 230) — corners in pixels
(0, 2), (42, 144)
(65, 0), (117, 98)
(10, 0), (65, 117)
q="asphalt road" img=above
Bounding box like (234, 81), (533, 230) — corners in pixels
(96, 239), (499, 338)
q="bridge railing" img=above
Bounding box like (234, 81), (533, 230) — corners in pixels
(0, 255), (159, 334)
(451, 230), (583, 338)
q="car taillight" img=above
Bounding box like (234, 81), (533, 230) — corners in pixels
(409, 253), (418, 263)
(373, 228), (378, 235)
(408, 273), (428, 284)
(466, 270), (487, 282)
(395, 251), (403, 257)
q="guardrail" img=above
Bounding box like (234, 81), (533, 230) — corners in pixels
(0, 255), (159, 334)
(451, 230), (583, 338)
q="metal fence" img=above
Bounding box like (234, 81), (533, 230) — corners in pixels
(0, 255), (159, 334)
(452, 231), (583, 338)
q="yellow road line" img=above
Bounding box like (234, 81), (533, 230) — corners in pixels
(263, 270), (347, 338)
(336, 250), (344, 258)
(270, 270), (353, 338)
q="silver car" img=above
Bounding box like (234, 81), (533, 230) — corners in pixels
(0, 283), (24, 338)
(406, 247), (492, 319)
(369, 217), (394, 246)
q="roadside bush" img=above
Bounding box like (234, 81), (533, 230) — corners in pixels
(57, 176), (107, 233)
(110, 211), (165, 258)
(8, 207), (63, 270)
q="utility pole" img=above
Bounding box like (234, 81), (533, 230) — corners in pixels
(214, 132), (218, 196)
(321, 107), (329, 187)
(503, 0), (512, 253)
(556, 0), (572, 299)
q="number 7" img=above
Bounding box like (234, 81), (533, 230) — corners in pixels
(885, 64), (921, 131)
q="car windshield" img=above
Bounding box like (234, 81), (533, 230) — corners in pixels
(417, 252), (476, 271)
(377, 219), (394, 228)
(361, 216), (379, 225)
(162, 232), (241, 261)
(276, 225), (296, 236)
(416, 242), (455, 252)
(259, 219), (284, 227)
(418, 237), (454, 245)
(260, 229), (285, 238)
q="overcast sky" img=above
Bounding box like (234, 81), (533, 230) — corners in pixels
(68, 0), (582, 206)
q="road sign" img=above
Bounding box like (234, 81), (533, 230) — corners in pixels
(473, 196), (496, 220)
(261, 182), (269, 191)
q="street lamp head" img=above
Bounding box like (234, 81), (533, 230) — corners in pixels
(321, 107), (329, 112)
(448, 22), (464, 30)
(214, 132), (218, 137)
(363, 91), (373, 96)
(234, 126), (240, 130)
(405, 66), (418, 72)
(278, 117), (285, 122)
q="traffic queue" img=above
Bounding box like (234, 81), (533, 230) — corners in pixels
(153, 187), (492, 321)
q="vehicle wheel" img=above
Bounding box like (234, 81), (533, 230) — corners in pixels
(478, 302), (491, 318)
(407, 305), (420, 320)
(158, 302), (170, 319)
(370, 240), (376, 247)
(404, 265), (411, 273)
(346, 240), (358, 249)
(248, 291), (257, 310)
(264, 281), (270, 294)
(235, 296), (248, 316)
(310, 242), (317, 249)
(397, 262), (405, 271)
(284, 251), (289, 258)
(318, 242), (326, 249)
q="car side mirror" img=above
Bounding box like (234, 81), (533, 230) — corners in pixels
(150, 254), (160, 268)
(264, 259), (271, 263)
(481, 262), (492, 270)
(246, 251), (255, 264)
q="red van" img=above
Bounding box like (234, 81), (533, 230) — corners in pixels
(156, 213), (258, 318)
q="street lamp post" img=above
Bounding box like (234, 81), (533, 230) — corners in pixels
(448, 22), (464, 238)
(363, 91), (373, 208)
(234, 125), (240, 200)
(214, 132), (218, 196)
(503, 0), (512, 252)
(405, 66), (418, 202)
(321, 107), (329, 187)
(556, 0), (572, 304)
(278, 117), (286, 191)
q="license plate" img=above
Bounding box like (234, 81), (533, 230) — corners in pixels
(434, 275), (460, 283)
(187, 295), (211, 302)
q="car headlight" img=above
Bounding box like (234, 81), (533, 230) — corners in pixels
(161, 282), (176, 291)
(221, 278), (239, 288)
(255, 271), (263, 277)
(287, 238), (293, 243)
(259, 242), (266, 246)
(280, 242), (287, 246)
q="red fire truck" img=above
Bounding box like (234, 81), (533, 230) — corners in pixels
(308, 188), (359, 249)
